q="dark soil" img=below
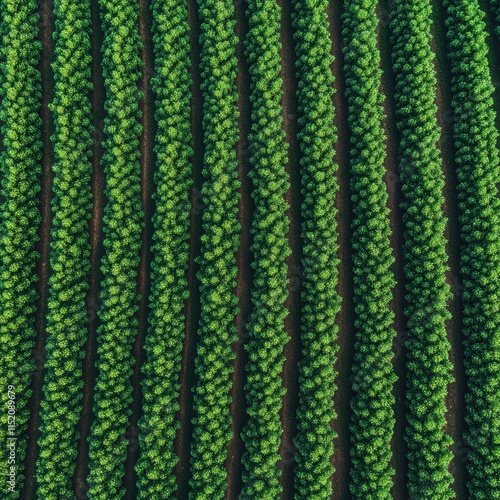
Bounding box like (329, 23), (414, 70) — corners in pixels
(226, 0), (253, 496)
(431, 0), (468, 497)
(377, 1), (409, 498)
(174, 0), (204, 495)
(72, 0), (106, 496)
(122, 0), (156, 497)
(22, 0), (55, 497)
(275, 0), (304, 497)
(327, 1), (357, 498)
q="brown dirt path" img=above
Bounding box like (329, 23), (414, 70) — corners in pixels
(327, 1), (357, 497)
(72, 0), (107, 496)
(377, 1), (409, 498)
(275, 0), (304, 497)
(21, 0), (55, 497)
(122, 0), (156, 497)
(174, 0), (204, 495)
(226, 0), (253, 497)
(431, 1), (468, 497)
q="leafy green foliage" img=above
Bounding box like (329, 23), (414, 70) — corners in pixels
(86, 0), (143, 497)
(188, 0), (240, 496)
(135, 0), (192, 496)
(241, 0), (290, 496)
(444, 0), (500, 496)
(342, 0), (396, 497)
(0, 0), (42, 496)
(36, 0), (93, 496)
(390, 1), (454, 497)
(291, 0), (340, 497)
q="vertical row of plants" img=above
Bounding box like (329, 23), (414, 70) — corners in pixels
(444, 0), (500, 497)
(0, 0), (42, 496)
(291, 0), (340, 497)
(341, 0), (397, 497)
(188, 0), (240, 496)
(390, 1), (454, 497)
(135, 0), (193, 496)
(86, 0), (143, 497)
(241, 0), (290, 496)
(36, 0), (93, 497)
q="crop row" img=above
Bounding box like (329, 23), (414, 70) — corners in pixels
(188, 0), (241, 496)
(444, 0), (500, 497)
(86, 0), (143, 497)
(36, 0), (93, 497)
(342, 0), (397, 497)
(291, 0), (340, 497)
(390, 0), (454, 497)
(241, 0), (290, 496)
(0, 0), (42, 496)
(135, 0), (193, 497)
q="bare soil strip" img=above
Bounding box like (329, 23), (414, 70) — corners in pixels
(377, 3), (409, 498)
(226, 0), (254, 497)
(122, 1), (156, 497)
(22, 1), (55, 497)
(327, 1), (357, 497)
(175, 0), (205, 495)
(72, 0), (107, 496)
(275, 0), (304, 497)
(431, 1), (469, 497)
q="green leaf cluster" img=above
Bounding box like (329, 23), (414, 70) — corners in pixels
(444, 0), (500, 497)
(390, 1), (454, 497)
(87, 0), (143, 497)
(291, 0), (340, 498)
(240, 0), (290, 497)
(135, 0), (193, 497)
(342, 0), (396, 497)
(36, 0), (93, 497)
(188, 0), (240, 496)
(0, 0), (42, 496)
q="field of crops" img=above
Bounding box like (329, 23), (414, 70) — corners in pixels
(1, 0), (500, 497)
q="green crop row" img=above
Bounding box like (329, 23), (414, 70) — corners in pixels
(36, 0), (93, 497)
(291, 0), (340, 497)
(445, 0), (500, 497)
(135, 0), (193, 497)
(241, 0), (290, 496)
(390, 1), (454, 497)
(342, 0), (396, 497)
(188, 0), (240, 496)
(86, 0), (143, 497)
(0, 0), (42, 497)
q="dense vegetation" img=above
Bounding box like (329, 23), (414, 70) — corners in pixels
(4, 0), (500, 497)
(188, 0), (240, 496)
(0, 0), (42, 496)
(241, 0), (290, 496)
(444, 0), (500, 497)
(341, 0), (396, 497)
(135, 0), (192, 496)
(86, 0), (143, 497)
(36, 0), (93, 497)
(390, 1), (454, 497)
(291, 0), (340, 497)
